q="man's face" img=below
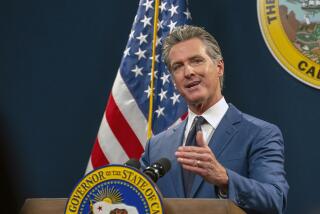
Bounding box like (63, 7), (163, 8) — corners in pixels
(168, 38), (224, 112)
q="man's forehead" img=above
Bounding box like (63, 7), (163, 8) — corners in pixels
(171, 37), (204, 50)
(169, 39), (207, 63)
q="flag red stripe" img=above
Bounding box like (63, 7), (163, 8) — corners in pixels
(91, 138), (109, 168)
(106, 95), (145, 159)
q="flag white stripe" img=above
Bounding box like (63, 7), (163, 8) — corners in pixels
(98, 113), (129, 163)
(112, 72), (149, 147)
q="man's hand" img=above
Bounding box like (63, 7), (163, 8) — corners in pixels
(175, 131), (229, 192)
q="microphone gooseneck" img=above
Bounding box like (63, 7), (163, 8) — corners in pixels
(124, 158), (141, 170)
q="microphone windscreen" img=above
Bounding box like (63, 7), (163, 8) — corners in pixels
(124, 158), (141, 170)
(156, 158), (171, 174)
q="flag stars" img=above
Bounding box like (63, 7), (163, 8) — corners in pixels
(159, 1), (167, 12)
(184, 9), (192, 20)
(157, 19), (164, 30)
(158, 88), (168, 101)
(136, 32), (148, 45)
(143, 0), (154, 11)
(160, 73), (170, 85)
(148, 70), (158, 79)
(123, 47), (130, 57)
(169, 4), (179, 17)
(144, 85), (154, 98)
(131, 65), (143, 77)
(149, 54), (159, 62)
(129, 30), (135, 40)
(140, 15), (152, 27)
(134, 48), (147, 60)
(156, 37), (162, 46)
(168, 20), (177, 32)
(155, 105), (165, 118)
(170, 92), (180, 105)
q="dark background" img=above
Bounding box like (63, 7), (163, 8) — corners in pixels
(1, 0), (319, 213)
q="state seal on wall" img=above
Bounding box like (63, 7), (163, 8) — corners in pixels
(258, 0), (320, 89)
(65, 165), (163, 214)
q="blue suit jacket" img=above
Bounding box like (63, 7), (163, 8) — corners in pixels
(141, 104), (289, 214)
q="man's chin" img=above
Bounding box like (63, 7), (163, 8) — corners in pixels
(186, 97), (205, 106)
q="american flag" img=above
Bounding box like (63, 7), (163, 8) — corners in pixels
(86, 0), (192, 173)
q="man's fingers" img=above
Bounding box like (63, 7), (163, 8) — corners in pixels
(177, 157), (196, 166)
(181, 164), (207, 174)
(175, 151), (210, 161)
(177, 146), (208, 153)
(177, 159), (211, 177)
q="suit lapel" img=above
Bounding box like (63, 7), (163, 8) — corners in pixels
(168, 120), (187, 198)
(189, 104), (242, 198)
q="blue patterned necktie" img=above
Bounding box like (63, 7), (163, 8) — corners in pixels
(183, 116), (206, 197)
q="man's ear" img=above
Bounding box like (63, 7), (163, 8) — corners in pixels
(216, 59), (224, 77)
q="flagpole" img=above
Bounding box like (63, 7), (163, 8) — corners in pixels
(147, 0), (160, 139)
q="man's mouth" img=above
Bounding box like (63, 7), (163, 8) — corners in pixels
(185, 80), (201, 89)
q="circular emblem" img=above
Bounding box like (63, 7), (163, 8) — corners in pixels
(65, 165), (163, 214)
(258, 0), (320, 89)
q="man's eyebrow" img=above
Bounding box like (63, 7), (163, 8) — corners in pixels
(171, 61), (182, 66)
(189, 55), (204, 60)
(171, 55), (203, 64)
(170, 60), (183, 68)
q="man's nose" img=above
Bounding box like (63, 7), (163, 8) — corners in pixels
(184, 64), (195, 77)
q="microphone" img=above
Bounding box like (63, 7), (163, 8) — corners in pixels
(143, 158), (171, 182)
(124, 158), (141, 170)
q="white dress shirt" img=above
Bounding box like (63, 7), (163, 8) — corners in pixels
(183, 97), (229, 146)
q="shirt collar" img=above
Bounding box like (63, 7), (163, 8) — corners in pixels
(187, 97), (229, 130)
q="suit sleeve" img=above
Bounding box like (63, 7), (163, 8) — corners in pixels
(226, 125), (289, 214)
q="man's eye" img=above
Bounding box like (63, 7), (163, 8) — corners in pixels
(191, 58), (204, 64)
(172, 64), (182, 71)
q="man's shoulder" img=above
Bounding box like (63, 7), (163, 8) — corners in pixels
(229, 104), (281, 133)
(243, 113), (278, 129)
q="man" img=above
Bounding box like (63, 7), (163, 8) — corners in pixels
(140, 25), (289, 214)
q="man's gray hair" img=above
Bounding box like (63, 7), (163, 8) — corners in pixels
(162, 25), (224, 89)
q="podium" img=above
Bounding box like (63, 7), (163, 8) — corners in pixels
(20, 198), (245, 214)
